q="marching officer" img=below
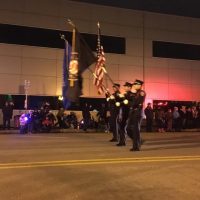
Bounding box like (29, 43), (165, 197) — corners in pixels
(107, 83), (121, 142)
(127, 79), (146, 151)
(116, 82), (135, 146)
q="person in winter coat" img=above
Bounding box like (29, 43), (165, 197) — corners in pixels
(2, 101), (14, 129)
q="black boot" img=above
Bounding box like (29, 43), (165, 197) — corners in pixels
(109, 138), (118, 142)
(116, 143), (126, 146)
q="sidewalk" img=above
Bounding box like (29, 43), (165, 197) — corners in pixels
(0, 128), (103, 134)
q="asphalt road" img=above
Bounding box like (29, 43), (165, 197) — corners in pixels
(0, 131), (200, 200)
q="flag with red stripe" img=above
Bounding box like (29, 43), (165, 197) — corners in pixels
(93, 46), (106, 94)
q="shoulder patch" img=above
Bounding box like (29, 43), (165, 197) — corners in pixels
(140, 91), (145, 96)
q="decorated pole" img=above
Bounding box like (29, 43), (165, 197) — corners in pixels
(24, 80), (30, 110)
(97, 22), (101, 58)
(68, 20), (78, 87)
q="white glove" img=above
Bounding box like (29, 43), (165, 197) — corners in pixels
(118, 93), (124, 98)
(123, 99), (128, 105)
(115, 102), (120, 107)
(110, 95), (115, 100)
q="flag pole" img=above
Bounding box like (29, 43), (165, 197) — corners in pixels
(87, 67), (110, 95)
(67, 19), (78, 87)
(60, 34), (67, 42)
(60, 33), (71, 108)
(102, 67), (114, 85)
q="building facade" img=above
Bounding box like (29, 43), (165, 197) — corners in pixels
(0, 0), (200, 103)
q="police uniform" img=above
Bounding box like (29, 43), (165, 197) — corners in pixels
(127, 79), (146, 151)
(107, 83), (121, 142)
(117, 82), (135, 146)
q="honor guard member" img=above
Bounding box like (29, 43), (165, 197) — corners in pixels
(116, 82), (135, 146)
(107, 83), (121, 142)
(127, 79), (146, 151)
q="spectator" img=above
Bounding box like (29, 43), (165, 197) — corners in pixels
(179, 106), (187, 129)
(31, 109), (40, 133)
(197, 106), (200, 128)
(155, 108), (165, 133)
(64, 112), (78, 129)
(144, 103), (154, 132)
(2, 101), (14, 129)
(19, 113), (28, 134)
(173, 107), (181, 132)
(186, 107), (193, 129)
(165, 108), (173, 132)
(82, 103), (91, 132)
(41, 111), (56, 132)
(27, 110), (33, 133)
(192, 106), (198, 128)
(97, 103), (109, 132)
(56, 108), (65, 128)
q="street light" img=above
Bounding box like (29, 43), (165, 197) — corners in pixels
(24, 80), (30, 110)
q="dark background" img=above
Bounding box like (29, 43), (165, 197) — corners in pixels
(0, 23), (125, 54)
(153, 41), (200, 61)
(0, 94), (106, 111)
(72, 0), (200, 19)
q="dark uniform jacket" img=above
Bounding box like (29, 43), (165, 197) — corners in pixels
(130, 89), (146, 111)
(120, 91), (136, 120)
(107, 91), (121, 116)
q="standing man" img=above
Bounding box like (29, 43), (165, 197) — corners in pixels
(117, 82), (135, 146)
(173, 107), (181, 132)
(144, 103), (154, 132)
(107, 83), (121, 142)
(82, 103), (91, 132)
(127, 79), (146, 151)
(2, 101), (14, 130)
(165, 108), (173, 132)
(179, 106), (187, 129)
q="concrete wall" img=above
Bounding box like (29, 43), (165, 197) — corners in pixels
(0, 0), (200, 101)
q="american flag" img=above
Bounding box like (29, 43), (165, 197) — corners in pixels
(93, 22), (106, 94)
(93, 45), (106, 94)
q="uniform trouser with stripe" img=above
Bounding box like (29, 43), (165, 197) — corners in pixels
(109, 113), (118, 140)
(126, 109), (142, 148)
(117, 117), (128, 144)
